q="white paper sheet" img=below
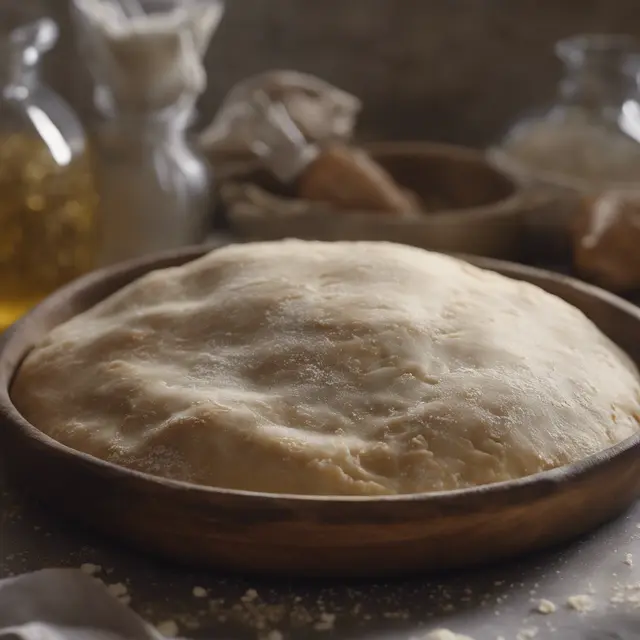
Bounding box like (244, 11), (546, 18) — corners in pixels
(0, 569), (168, 640)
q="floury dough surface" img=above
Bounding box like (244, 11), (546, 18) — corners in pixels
(11, 240), (640, 496)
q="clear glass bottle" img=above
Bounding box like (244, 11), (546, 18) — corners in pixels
(71, 0), (220, 267)
(493, 34), (640, 188)
(87, 101), (211, 267)
(0, 8), (97, 329)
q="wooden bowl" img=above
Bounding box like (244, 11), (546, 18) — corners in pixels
(220, 141), (541, 260)
(1, 243), (640, 577)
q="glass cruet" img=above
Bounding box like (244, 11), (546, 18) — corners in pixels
(71, 0), (222, 267)
(492, 34), (640, 189)
(83, 101), (212, 267)
(0, 7), (98, 329)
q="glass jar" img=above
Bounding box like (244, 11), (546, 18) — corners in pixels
(492, 34), (640, 188)
(0, 8), (98, 329)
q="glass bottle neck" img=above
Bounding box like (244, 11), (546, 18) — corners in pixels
(555, 35), (640, 114)
(0, 41), (41, 94)
(95, 106), (201, 159)
(559, 66), (638, 112)
(0, 17), (57, 94)
(94, 87), (196, 137)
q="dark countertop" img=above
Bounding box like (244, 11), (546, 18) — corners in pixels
(1, 475), (639, 640)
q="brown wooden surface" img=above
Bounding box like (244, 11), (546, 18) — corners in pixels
(0, 244), (639, 577)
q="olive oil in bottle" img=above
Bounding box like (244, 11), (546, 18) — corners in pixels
(0, 12), (98, 329)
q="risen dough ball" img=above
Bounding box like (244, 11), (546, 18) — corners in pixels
(12, 241), (640, 495)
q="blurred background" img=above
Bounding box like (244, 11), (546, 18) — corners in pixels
(4, 0), (640, 328)
(47, 0), (640, 145)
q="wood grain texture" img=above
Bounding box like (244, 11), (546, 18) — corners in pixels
(1, 242), (639, 577)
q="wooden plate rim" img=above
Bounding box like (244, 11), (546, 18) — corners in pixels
(1, 242), (639, 513)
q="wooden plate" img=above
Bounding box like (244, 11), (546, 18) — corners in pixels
(1, 243), (640, 577)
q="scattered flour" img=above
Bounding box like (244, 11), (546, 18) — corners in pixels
(105, 582), (130, 606)
(610, 582), (640, 608)
(156, 620), (179, 638)
(313, 612), (336, 631)
(192, 586), (207, 598)
(106, 583), (128, 598)
(79, 563), (102, 576)
(567, 595), (594, 612)
(417, 630), (475, 640)
(242, 588), (259, 603)
(535, 599), (556, 614)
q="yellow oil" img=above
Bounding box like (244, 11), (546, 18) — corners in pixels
(0, 134), (98, 329)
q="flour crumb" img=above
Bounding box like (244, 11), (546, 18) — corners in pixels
(417, 630), (475, 640)
(610, 581), (640, 607)
(106, 583), (128, 599)
(80, 563), (102, 576)
(241, 588), (259, 602)
(567, 594), (594, 612)
(516, 628), (538, 640)
(625, 553), (634, 566)
(192, 586), (207, 597)
(384, 610), (410, 619)
(264, 632), (283, 640)
(314, 612), (336, 631)
(535, 599), (556, 614)
(156, 620), (179, 637)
